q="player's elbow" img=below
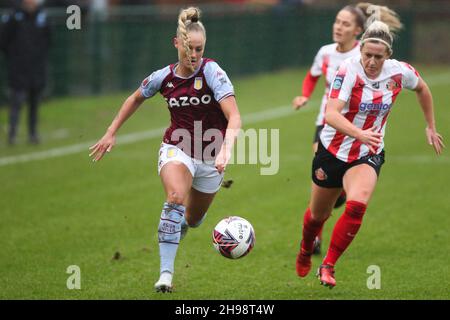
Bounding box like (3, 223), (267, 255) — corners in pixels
(129, 90), (145, 106)
(324, 108), (338, 126)
(232, 114), (242, 129)
(227, 110), (241, 130)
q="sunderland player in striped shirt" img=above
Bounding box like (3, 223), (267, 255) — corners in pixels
(89, 7), (241, 293)
(292, 3), (403, 254)
(295, 19), (444, 288)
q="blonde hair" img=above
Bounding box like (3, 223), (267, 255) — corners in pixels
(176, 7), (206, 72)
(358, 3), (403, 55)
(356, 2), (403, 32)
(361, 21), (394, 54)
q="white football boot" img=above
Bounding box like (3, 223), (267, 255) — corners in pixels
(154, 271), (173, 293)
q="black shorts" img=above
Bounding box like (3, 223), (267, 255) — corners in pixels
(313, 125), (325, 144)
(312, 141), (385, 188)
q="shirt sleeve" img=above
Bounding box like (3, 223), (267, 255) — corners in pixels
(310, 47), (324, 77)
(302, 71), (320, 98)
(140, 66), (171, 98)
(400, 62), (420, 90)
(204, 61), (235, 102)
(328, 60), (356, 102)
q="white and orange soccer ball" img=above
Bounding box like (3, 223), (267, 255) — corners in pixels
(212, 216), (255, 259)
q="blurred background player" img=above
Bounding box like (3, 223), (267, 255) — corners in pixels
(0, 0), (51, 145)
(295, 9), (444, 288)
(89, 7), (241, 293)
(292, 3), (378, 255)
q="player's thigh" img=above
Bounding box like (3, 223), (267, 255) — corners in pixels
(343, 164), (378, 205)
(309, 182), (343, 221)
(184, 188), (216, 225)
(160, 162), (193, 204)
(312, 142), (318, 154)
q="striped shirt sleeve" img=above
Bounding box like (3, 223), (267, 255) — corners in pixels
(310, 47), (324, 77)
(400, 62), (420, 90)
(329, 60), (356, 102)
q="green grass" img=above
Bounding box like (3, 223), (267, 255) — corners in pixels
(0, 67), (449, 299)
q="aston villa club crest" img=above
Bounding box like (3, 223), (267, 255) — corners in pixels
(141, 78), (149, 88)
(194, 77), (203, 90)
(167, 148), (177, 158)
(141, 72), (154, 88)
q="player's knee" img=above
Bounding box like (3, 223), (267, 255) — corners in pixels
(310, 209), (330, 222)
(166, 191), (186, 205)
(347, 189), (371, 204)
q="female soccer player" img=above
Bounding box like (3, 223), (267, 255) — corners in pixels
(295, 18), (444, 288)
(293, 3), (367, 150)
(89, 7), (241, 293)
(292, 3), (402, 254)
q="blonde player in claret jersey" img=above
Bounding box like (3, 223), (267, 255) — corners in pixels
(295, 16), (444, 287)
(292, 2), (403, 255)
(89, 7), (241, 293)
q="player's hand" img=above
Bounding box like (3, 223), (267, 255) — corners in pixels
(215, 146), (231, 174)
(292, 96), (309, 110)
(426, 127), (445, 155)
(89, 131), (116, 162)
(356, 126), (383, 154)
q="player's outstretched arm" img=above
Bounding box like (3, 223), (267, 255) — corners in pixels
(292, 72), (320, 110)
(215, 96), (242, 173)
(414, 78), (445, 155)
(325, 98), (382, 153)
(89, 88), (146, 162)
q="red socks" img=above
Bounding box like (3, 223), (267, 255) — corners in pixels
(323, 200), (367, 266)
(301, 208), (327, 254)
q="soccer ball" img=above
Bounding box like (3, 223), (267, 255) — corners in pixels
(212, 216), (255, 259)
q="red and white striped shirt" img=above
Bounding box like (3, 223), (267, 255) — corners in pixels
(320, 56), (420, 163)
(310, 43), (361, 126)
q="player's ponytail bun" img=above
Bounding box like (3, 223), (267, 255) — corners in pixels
(356, 3), (402, 56)
(356, 2), (403, 33)
(178, 7), (201, 26)
(177, 7), (206, 72)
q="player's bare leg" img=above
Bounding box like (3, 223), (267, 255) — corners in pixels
(296, 183), (342, 277)
(183, 188), (216, 236)
(155, 162), (193, 293)
(310, 142), (344, 255)
(319, 164), (377, 288)
(333, 190), (347, 209)
(342, 164), (377, 204)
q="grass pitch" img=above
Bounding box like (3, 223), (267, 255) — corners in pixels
(0, 66), (449, 299)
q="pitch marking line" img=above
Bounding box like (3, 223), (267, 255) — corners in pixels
(1, 70), (449, 167)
